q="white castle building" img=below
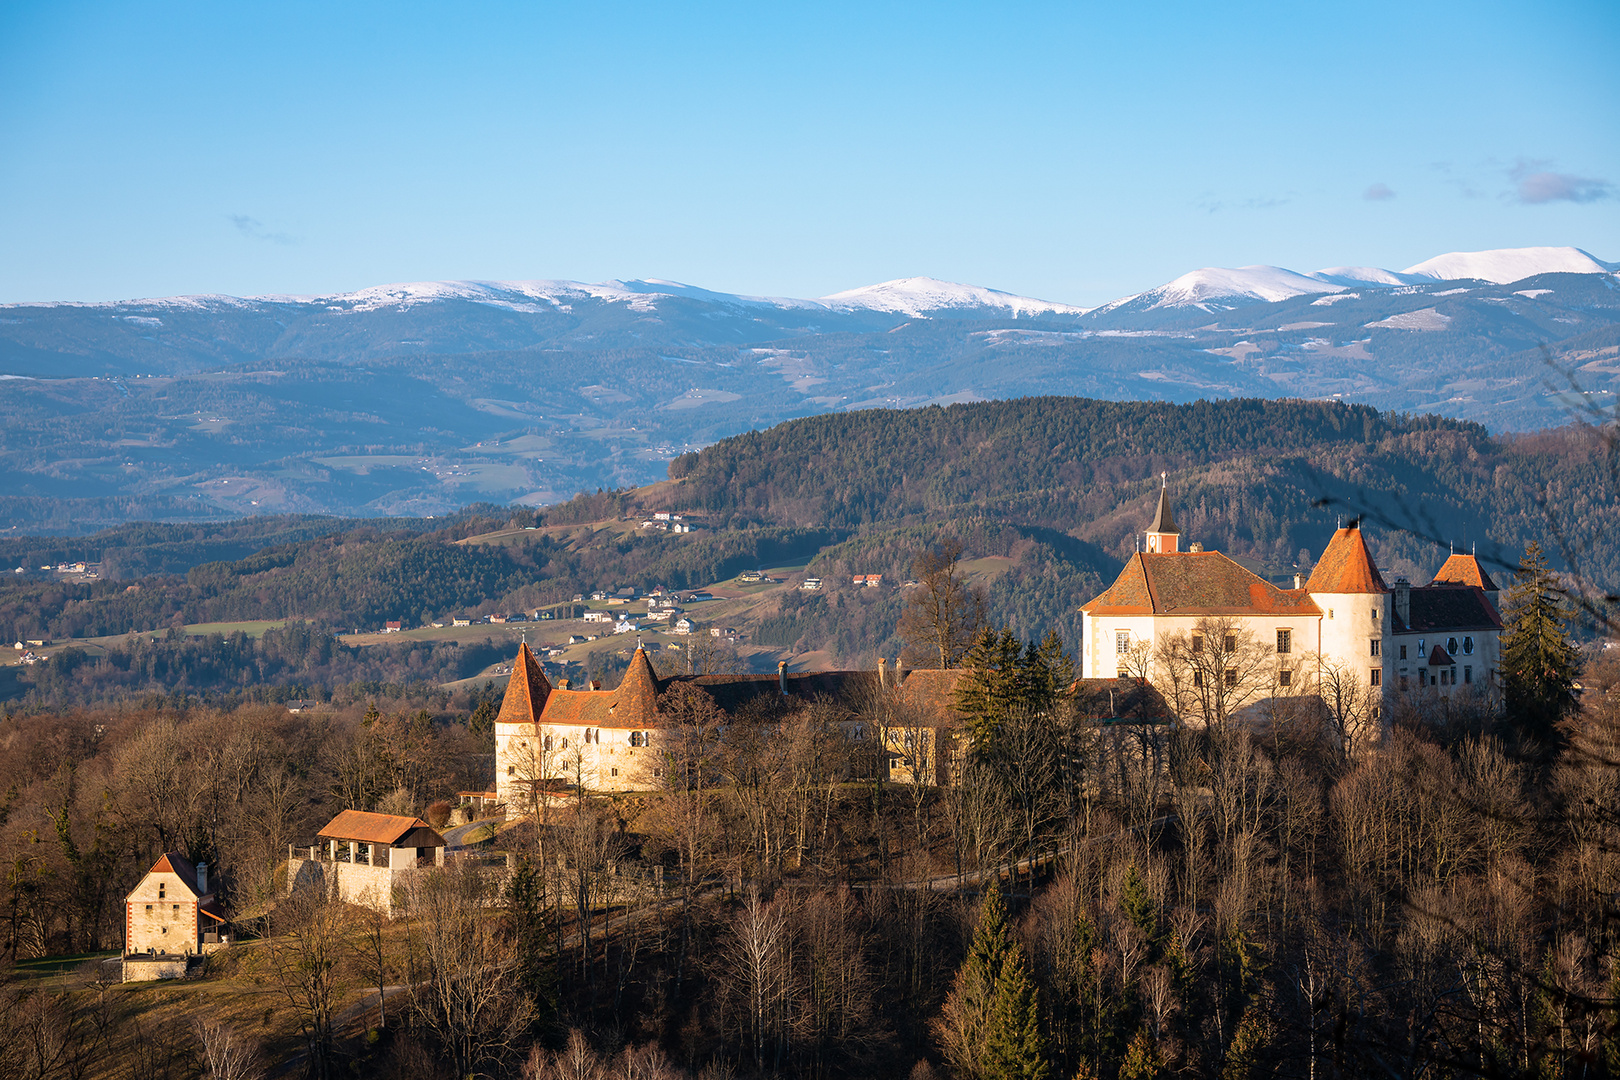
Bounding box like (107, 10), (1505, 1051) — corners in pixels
(1080, 483), (1503, 720)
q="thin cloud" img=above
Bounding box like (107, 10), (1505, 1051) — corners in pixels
(1195, 194), (1289, 214)
(228, 214), (295, 244)
(1363, 183), (1395, 201)
(1509, 161), (1611, 204)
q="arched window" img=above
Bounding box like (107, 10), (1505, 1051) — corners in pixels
(543, 735), (553, 751)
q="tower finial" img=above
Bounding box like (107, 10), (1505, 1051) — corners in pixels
(1161, 471), (1167, 488)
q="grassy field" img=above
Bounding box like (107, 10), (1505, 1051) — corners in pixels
(182, 619), (299, 638)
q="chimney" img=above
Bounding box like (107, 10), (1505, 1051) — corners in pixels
(878, 656), (888, 691)
(895, 655), (906, 681)
(1393, 578), (1411, 626)
(197, 861), (208, 894)
(778, 660), (788, 695)
(1293, 573), (1304, 590)
(558, 678), (570, 689)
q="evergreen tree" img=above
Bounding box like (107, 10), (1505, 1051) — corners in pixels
(1501, 541), (1580, 747)
(935, 882), (1015, 1079)
(984, 940), (1051, 1080)
(955, 628), (1030, 756)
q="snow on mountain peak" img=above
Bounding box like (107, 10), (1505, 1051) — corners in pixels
(1117, 265), (1343, 311)
(1401, 246), (1616, 285)
(818, 277), (1087, 318)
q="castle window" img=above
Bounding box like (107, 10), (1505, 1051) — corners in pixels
(1224, 635), (1237, 653)
(1464, 666), (1472, 684)
(145, 904), (152, 911)
(1417, 638), (1425, 656)
(1277, 629), (1291, 654)
(1370, 639), (1380, 657)
(1440, 670), (1449, 686)
(611, 768), (619, 777)
(1224, 669), (1237, 688)
(1192, 671), (1203, 688)
(1329, 609), (1334, 619)
(543, 735), (553, 751)
(159, 884), (165, 899)
(630, 731), (645, 747)
(1115, 631), (1130, 654)
(561, 738), (569, 750)
(1279, 669), (1292, 687)
(1447, 637), (1459, 656)
(507, 765), (515, 776)
(1372, 607), (1379, 620)
(1191, 635), (1203, 653)
(1463, 636), (1475, 655)
(1370, 669), (1382, 687)
(1400, 644), (1407, 660)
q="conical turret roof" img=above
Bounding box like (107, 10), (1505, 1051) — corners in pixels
(1306, 523), (1388, 594)
(496, 642), (552, 725)
(1148, 484), (1179, 534)
(615, 645), (660, 723)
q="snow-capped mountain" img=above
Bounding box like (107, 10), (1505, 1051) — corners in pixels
(1400, 246), (1617, 285)
(1097, 246), (1615, 315)
(818, 276), (1088, 318)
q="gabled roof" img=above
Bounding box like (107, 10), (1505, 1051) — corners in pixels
(1395, 584), (1503, 633)
(1425, 644), (1455, 666)
(318, 810), (444, 847)
(1082, 552), (1321, 616)
(1148, 485), (1179, 534)
(144, 852), (204, 897)
(495, 642), (552, 726)
(1307, 524), (1388, 594)
(1432, 553), (1499, 592)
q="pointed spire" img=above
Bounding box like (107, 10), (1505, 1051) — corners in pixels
(496, 642), (553, 725)
(616, 645), (660, 725)
(1148, 482), (1179, 535)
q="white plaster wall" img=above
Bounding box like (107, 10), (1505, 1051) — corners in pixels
(126, 870), (199, 954)
(1312, 591), (1391, 707)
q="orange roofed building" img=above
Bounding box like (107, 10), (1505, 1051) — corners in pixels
(1081, 482), (1503, 727)
(493, 644), (969, 800)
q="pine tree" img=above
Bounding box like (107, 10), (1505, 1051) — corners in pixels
(955, 628), (1030, 756)
(1502, 541), (1580, 748)
(934, 883), (1015, 1079)
(984, 941), (1051, 1080)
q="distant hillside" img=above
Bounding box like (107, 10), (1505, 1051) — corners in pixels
(661, 396), (1618, 594)
(2, 251), (1617, 529)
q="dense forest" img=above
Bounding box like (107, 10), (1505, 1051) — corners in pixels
(0, 556), (1615, 1080)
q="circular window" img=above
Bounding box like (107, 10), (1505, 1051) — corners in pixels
(1447, 637), (1459, 656)
(1463, 636), (1474, 655)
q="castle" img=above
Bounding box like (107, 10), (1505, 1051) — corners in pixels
(492, 487), (1504, 800)
(493, 645), (971, 800)
(1079, 483), (1503, 725)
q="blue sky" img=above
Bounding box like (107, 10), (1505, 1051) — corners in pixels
(1, 1), (1615, 307)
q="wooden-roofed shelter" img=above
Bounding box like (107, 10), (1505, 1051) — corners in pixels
(317, 809), (445, 870)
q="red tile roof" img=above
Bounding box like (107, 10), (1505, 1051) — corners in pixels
(1083, 552), (1321, 616)
(1425, 644), (1455, 666)
(148, 852), (204, 897)
(1432, 553), (1499, 592)
(318, 810), (443, 846)
(495, 642), (552, 727)
(1307, 525), (1388, 594)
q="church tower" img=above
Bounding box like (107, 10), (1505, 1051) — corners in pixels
(1145, 475), (1180, 554)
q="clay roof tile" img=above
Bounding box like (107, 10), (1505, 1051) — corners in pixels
(496, 642), (552, 726)
(1306, 525), (1388, 594)
(1432, 553), (1500, 592)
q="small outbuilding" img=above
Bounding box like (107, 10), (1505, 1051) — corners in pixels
(288, 810), (447, 914)
(122, 851), (229, 981)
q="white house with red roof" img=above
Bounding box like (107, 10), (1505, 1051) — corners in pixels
(1080, 483), (1503, 724)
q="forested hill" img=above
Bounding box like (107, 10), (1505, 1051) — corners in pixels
(658, 396), (1617, 591)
